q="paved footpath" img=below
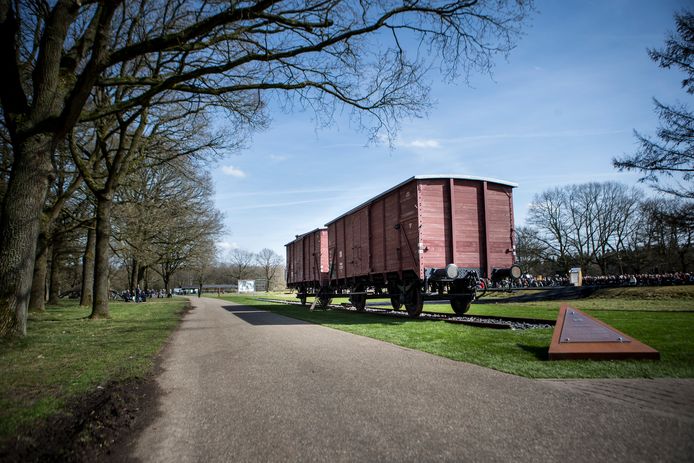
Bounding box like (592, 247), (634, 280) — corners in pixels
(124, 297), (694, 462)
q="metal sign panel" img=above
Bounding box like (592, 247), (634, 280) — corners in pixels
(238, 280), (255, 293)
(559, 310), (631, 343)
(548, 305), (659, 360)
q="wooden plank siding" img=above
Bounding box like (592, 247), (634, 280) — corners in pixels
(418, 179), (515, 278)
(399, 182), (419, 273)
(384, 192), (400, 273)
(324, 176), (516, 284)
(369, 200), (385, 273)
(285, 228), (329, 287)
(484, 183), (515, 271)
(418, 180), (453, 268)
(452, 180), (484, 271)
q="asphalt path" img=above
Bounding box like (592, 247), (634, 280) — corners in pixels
(124, 297), (694, 462)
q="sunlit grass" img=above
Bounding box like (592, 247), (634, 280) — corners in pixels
(0, 298), (187, 439)
(221, 294), (694, 380)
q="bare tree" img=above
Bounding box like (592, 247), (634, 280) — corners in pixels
(528, 182), (642, 274)
(514, 226), (548, 274)
(598, 183), (642, 274)
(71, 101), (220, 319)
(228, 249), (255, 284)
(80, 221), (96, 306)
(527, 188), (572, 272)
(564, 184), (594, 272)
(639, 197), (694, 272)
(255, 248), (283, 292)
(0, 0), (532, 337)
(185, 238), (217, 297)
(28, 145), (82, 312)
(613, 12), (694, 199)
(144, 164), (223, 293)
(565, 183), (642, 274)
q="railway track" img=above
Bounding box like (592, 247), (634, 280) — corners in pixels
(254, 298), (555, 330)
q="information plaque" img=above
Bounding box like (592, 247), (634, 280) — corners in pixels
(548, 305), (660, 360)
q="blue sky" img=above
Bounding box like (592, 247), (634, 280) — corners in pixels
(211, 0), (690, 259)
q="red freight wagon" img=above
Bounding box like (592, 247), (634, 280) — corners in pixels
(324, 175), (521, 316)
(285, 228), (329, 304)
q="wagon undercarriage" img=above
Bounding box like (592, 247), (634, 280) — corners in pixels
(295, 271), (482, 317)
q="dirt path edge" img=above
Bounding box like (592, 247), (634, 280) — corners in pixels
(0, 301), (191, 463)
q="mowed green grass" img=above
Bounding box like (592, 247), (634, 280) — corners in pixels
(220, 287), (694, 379)
(244, 285), (694, 313)
(0, 298), (187, 439)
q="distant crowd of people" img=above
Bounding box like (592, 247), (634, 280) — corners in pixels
(488, 274), (569, 288)
(582, 272), (693, 287)
(117, 288), (172, 302)
(516, 274), (570, 287)
(489, 271), (693, 289)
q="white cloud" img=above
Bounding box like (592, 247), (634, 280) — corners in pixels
(446, 129), (628, 144)
(221, 165), (246, 177)
(215, 186), (364, 200)
(269, 154), (289, 161)
(216, 241), (238, 251)
(397, 138), (442, 149)
(223, 197), (335, 211)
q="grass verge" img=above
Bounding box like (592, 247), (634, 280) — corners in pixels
(0, 298), (187, 442)
(245, 286), (694, 312)
(219, 294), (694, 379)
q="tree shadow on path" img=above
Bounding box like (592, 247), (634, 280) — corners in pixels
(222, 305), (311, 326)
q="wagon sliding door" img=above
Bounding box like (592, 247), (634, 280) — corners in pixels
(451, 180), (514, 278)
(483, 183), (515, 273)
(328, 221), (345, 282)
(398, 182), (419, 276)
(378, 183), (420, 279)
(352, 208), (369, 277)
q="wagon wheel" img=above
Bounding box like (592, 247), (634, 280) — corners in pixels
(404, 284), (423, 318)
(352, 294), (366, 311)
(318, 287), (332, 308)
(450, 295), (474, 316)
(388, 283), (402, 310)
(318, 294), (332, 308)
(476, 279), (488, 300)
(349, 285), (367, 312)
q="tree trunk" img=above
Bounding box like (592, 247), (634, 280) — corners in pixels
(28, 230), (49, 312)
(47, 243), (61, 305)
(0, 135), (53, 337)
(680, 250), (688, 272)
(90, 195), (112, 319)
(80, 225), (96, 306)
(129, 258), (138, 291)
(138, 266), (146, 290)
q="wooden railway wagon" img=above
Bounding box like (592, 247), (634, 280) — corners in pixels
(285, 228), (330, 304)
(323, 175), (521, 316)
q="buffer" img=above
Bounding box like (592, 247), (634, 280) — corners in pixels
(548, 305), (659, 361)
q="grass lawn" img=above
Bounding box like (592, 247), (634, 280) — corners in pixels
(246, 285), (694, 313)
(0, 298), (187, 440)
(219, 291), (694, 379)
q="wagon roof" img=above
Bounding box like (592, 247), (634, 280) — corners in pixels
(284, 227), (327, 246)
(325, 175), (517, 226)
